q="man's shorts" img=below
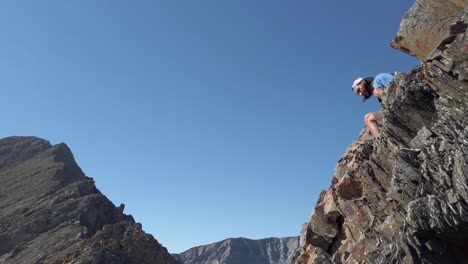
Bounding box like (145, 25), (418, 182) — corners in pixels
(372, 111), (384, 126)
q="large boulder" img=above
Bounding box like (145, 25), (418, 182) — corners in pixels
(391, 0), (467, 62)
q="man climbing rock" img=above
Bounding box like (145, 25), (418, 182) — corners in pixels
(352, 73), (394, 136)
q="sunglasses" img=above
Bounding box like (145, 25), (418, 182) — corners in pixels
(352, 83), (363, 95)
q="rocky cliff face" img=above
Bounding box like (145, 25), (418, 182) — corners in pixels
(0, 137), (177, 264)
(294, 1), (467, 263)
(173, 237), (299, 264)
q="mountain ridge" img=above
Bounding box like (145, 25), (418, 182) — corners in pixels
(0, 136), (177, 264)
(173, 236), (299, 264)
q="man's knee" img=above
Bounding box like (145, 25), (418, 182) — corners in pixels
(364, 113), (375, 124)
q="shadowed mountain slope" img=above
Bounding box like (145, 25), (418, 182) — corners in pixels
(0, 136), (177, 264)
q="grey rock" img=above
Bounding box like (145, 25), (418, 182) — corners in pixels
(410, 126), (433, 149)
(0, 136), (177, 264)
(299, 224), (308, 248)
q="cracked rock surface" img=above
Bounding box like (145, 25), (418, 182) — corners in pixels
(293, 1), (467, 263)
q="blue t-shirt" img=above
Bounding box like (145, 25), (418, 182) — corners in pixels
(373, 73), (394, 89)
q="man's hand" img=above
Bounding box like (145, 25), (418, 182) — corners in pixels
(373, 88), (384, 98)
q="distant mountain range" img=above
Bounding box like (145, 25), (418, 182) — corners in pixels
(173, 236), (299, 264)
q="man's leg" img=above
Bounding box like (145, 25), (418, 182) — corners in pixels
(364, 112), (381, 136)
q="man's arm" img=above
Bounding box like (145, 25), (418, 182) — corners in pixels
(373, 88), (384, 98)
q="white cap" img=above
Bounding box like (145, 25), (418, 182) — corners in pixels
(352, 77), (363, 88)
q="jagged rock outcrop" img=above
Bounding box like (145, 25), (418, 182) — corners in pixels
(294, 1), (467, 263)
(0, 136), (177, 264)
(391, 0), (467, 62)
(173, 237), (299, 264)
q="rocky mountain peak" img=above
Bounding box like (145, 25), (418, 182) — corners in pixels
(0, 136), (177, 264)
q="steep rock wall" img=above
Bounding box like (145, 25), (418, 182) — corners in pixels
(294, 1), (467, 263)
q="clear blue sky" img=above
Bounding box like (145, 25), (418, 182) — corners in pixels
(0, 1), (417, 253)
